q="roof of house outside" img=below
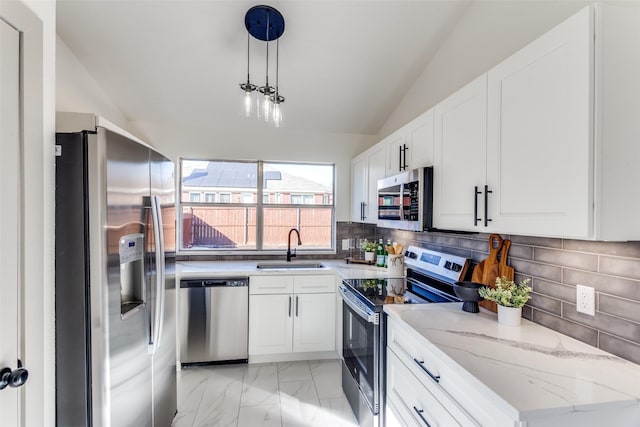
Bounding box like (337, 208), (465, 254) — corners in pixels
(183, 162), (331, 193)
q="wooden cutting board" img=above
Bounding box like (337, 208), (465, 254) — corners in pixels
(472, 234), (503, 312)
(472, 234), (502, 283)
(499, 240), (514, 281)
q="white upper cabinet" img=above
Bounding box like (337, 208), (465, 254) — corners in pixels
(385, 129), (409, 176)
(385, 109), (435, 176)
(486, 6), (592, 238)
(351, 153), (367, 222)
(433, 74), (488, 232)
(351, 143), (386, 224)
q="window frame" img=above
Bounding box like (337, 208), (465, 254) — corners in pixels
(178, 159), (336, 255)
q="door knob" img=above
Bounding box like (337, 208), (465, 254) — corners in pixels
(0, 359), (29, 390)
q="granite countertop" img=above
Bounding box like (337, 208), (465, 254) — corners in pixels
(176, 259), (397, 280)
(384, 303), (640, 421)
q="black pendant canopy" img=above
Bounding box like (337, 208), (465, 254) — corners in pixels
(245, 5), (285, 41)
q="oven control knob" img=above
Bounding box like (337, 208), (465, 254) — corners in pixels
(406, 251), (417, 259)
(444, 261), (452, 270)
(451, 263), (462, 272)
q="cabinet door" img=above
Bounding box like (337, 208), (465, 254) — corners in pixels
(351, 154), (367, 222)
(292, 293), (335, 353)
(366, 144), (387, 224)
(487, 7), (592, 238)
(385, 129), (409, 176)
(406, 109), (434, 170)
(249, 294), (293, 355)
(433, 74), (488, 231)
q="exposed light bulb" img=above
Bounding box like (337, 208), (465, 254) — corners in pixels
(273, 103), (283, 127)
(244, 91), (253, 117)
(263, 95), (271, 121)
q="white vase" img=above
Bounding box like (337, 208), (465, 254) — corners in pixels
(497, 305), (522, 326)
(364, 251), (375, 262)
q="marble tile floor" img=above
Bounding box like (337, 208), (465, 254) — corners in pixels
(171, 359), (359, 427)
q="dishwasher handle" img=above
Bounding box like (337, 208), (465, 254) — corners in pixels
(180, 278), (249, 288)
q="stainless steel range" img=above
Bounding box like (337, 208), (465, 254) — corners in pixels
(338, 246), (471, 427)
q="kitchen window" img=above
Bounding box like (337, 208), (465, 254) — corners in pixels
(180, 160), (335, 252)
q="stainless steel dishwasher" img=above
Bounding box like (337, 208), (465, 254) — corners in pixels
(179, 277), (249, 365)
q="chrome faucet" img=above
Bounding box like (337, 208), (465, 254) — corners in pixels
(286, 228), (302, 262)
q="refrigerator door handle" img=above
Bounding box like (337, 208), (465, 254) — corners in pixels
(154, 195), (166, 351)
(149, 195), (164, 354)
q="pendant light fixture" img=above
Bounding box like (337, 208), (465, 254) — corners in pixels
(240, 5), (285, 126)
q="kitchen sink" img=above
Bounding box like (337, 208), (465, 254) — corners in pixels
(256, 262), (325, 270)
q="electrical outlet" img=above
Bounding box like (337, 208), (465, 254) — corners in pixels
(576, 284), (595, 316)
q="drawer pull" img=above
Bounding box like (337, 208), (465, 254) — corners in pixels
(413, 358), (440, 383)
(413, 406), (432, 427)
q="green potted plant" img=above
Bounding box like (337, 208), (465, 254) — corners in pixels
(479, 276), (532, 326)
(361, 239), (377, 262)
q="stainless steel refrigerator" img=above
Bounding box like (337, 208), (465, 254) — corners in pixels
(55, 113), (177, 427)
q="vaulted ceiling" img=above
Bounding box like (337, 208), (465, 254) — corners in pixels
(56, 1), (470, 135)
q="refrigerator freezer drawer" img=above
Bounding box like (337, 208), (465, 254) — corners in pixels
(180, 280), (249, 364)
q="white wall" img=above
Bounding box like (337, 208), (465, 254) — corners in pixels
(56, 36), (134, 133)
(379, 0), (590, 138)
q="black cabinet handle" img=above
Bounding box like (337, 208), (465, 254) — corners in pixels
(288, 296), (292, 317)
(412, 406), (432, 427)
(403, 144), (408, 171)
(474, 186), (482, 226)
(295, 296), (299, 317)
(413, 358), (440, 383)
(0, 360), (28, 390)
(360, 202), (366, 221)
(399, 144), (409, 171)
(484, 185), (492, 227)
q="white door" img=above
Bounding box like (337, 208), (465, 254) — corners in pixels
(433, 74), (488, 231)
(486, 7), (592, 238)
(0, 17), (22, 426)
(248, 294), (293, 355)
(293, 293), (335, 353)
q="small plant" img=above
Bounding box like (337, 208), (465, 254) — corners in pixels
(479, 276), (532, 308)
(362, 239), (377, 252)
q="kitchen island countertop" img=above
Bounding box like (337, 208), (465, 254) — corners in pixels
(384, 303), (640, 423)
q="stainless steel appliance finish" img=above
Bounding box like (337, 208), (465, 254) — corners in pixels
(55, 113), (176, 427)
(377, 167), (433, 232)
(339, 246), (471, 427)
(180, 278), (249, 365)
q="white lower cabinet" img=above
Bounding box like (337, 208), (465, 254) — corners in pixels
(385, 317), (513, 427)
(249, 275), (336, 357)
(292, 292), (335, 352)
(249, 293), (293, 355)
(387, 351), (471, 427)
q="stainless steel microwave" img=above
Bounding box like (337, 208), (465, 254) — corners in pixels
(377, 167), (433, 232)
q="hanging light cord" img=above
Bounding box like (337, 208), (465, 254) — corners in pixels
(265, 13), (270, 87)
(246, 32), (250, 82)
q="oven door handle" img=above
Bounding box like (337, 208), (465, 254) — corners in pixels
(339, 285), (379, 325)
